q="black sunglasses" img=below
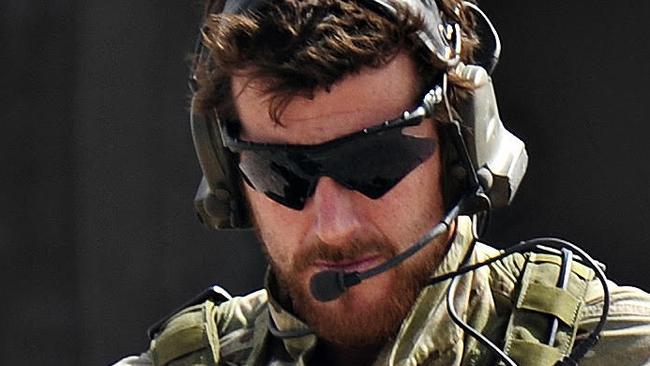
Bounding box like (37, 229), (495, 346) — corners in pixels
(219, 101), (437, 210)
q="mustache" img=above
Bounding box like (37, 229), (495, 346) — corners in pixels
(293, 236), (397, 272)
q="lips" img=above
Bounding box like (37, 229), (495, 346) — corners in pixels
(313, 255), (383, 272)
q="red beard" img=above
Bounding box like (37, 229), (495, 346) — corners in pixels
(268, 235), (443, 348)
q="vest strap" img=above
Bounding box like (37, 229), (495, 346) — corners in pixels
(149, 285), (231, 366)
(151, 305), (213, 366)
(502, 251), (595, 366)
(518, 283), (581, 326)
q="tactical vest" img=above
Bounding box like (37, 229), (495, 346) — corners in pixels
(146, 251), (596, 366)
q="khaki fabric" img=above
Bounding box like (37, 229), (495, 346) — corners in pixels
(113, 216), (650, 366)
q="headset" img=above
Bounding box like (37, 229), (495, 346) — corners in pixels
(189, 0), (528, 230)
(185, 2), (610, 364)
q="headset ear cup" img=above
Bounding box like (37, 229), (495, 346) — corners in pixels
(190, 105), (251, 229)
(454, 65), (528, 208)
(193, 177), (251, 229)
(194, 177), (233, 229)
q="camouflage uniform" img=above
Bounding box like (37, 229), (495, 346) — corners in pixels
(114, 217), (650, 366)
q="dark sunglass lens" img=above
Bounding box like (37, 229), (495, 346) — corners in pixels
(325, 129), (437, 198)
(238, 151), (314, 210)
(232, 118), (436, 208)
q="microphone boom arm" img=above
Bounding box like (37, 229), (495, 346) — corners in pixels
(310, 195), (473, 302)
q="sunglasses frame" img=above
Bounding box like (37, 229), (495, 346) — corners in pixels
(214, 95), (439, 209)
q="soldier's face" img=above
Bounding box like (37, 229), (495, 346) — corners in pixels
(232, 52), (452, 347)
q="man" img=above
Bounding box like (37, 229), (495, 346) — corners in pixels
(115, 0), (650, 365)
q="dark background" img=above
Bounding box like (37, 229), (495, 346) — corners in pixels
(3, 1), (649, 365)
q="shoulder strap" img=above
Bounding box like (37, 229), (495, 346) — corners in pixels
(148, 285), (232, 366)
(502, 250), (596, 366)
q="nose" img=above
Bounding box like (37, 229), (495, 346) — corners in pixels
(311, 176), (363, 246)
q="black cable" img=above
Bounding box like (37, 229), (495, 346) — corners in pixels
(447, 275), (517, 366)
(430, 238), (610, 366)
(444, 236), (517, 366)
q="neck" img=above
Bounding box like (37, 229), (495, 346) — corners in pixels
(312, 340), (383, 366)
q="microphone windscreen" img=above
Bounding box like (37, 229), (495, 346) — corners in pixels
(310, 270), (345, 302)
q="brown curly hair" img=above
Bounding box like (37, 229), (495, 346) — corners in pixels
(193, 0), (479, 123)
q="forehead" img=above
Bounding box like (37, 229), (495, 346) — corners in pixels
(231, 52), (422, 145)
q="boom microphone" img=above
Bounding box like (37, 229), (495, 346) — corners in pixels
(309, 198), (469, 302)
